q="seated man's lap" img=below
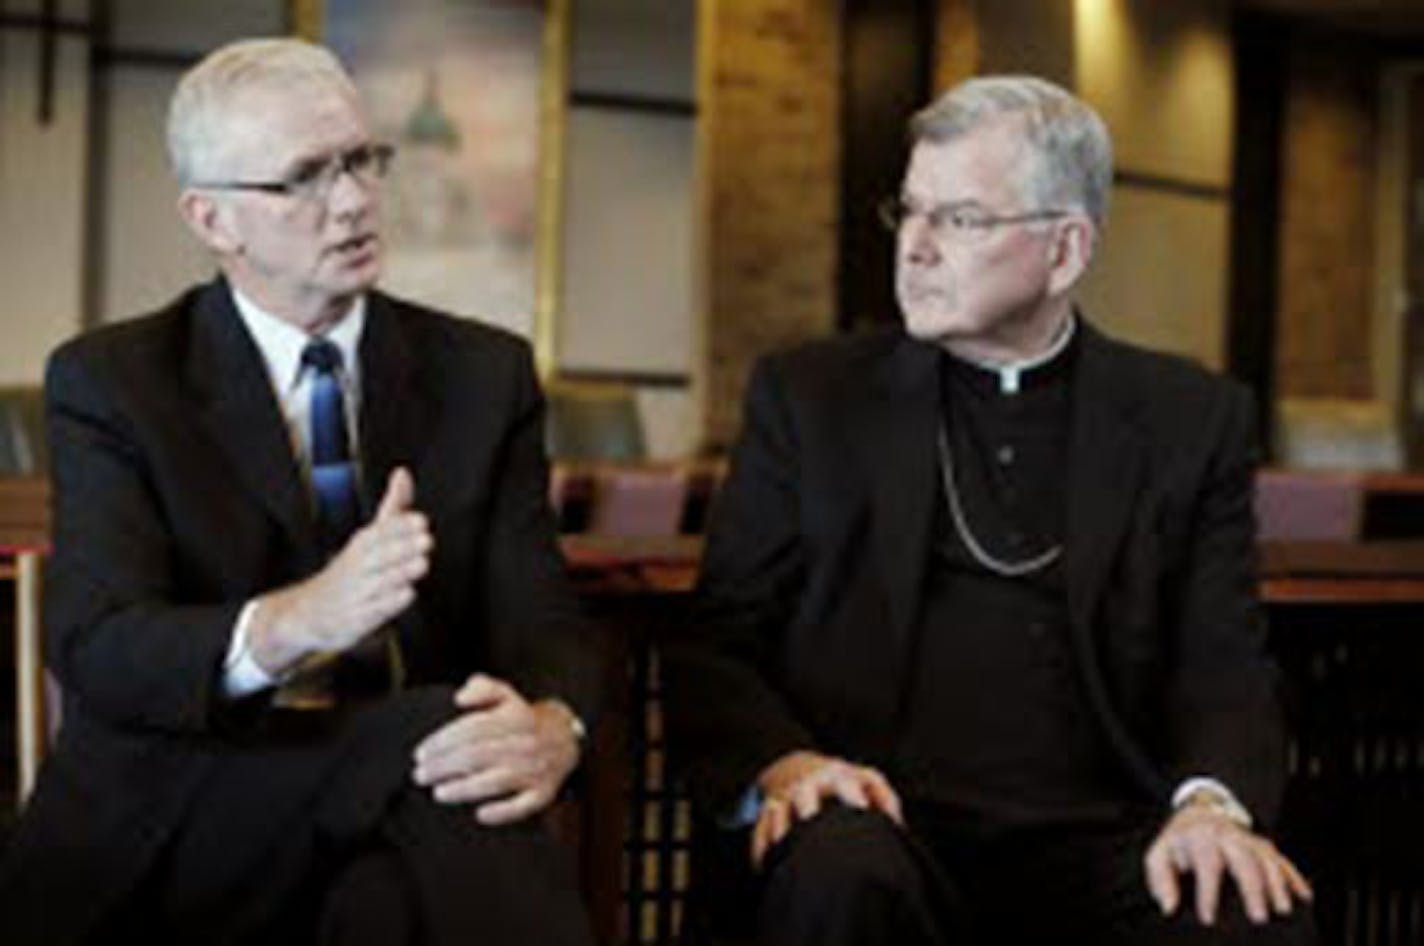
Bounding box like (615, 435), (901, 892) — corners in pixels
(115, 686), (589, 944)
(749, 806), (1315, 946)
(957, 817), (1318, 946)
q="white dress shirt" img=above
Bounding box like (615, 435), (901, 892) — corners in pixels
(220, 287), (366, 696)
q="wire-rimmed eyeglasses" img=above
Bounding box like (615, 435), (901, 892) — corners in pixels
(192, 142), (396, 204)
(877, 196), (1069, 243)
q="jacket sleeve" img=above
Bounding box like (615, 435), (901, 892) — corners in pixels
(42, 344), (246, 736)
(1162, 383), (1286, 827)
(663, 356), (817, 814)
(477, 343), (601, 729)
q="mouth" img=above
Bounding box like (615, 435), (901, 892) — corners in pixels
(330, 233), (378, 259)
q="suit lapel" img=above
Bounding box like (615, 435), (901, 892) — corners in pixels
(1064, 324), (1146, 639)
(1062, 324), (1173, 799)
(859, 337), (941, 655)
(188, 280), (317, 561)
(356, 294), (435, 517)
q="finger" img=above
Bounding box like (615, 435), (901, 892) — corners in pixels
(830, 774), (869, 810)
(1280, 853), (1314, 902)
(413, 734), (524, 786)
(1254, 843), (1294, 917)
(413, 711), (529, 769)
(455, 673), (515, 710)
(1143, 839), (1181, 916)
(1188, 839), (1225, 926)
(429, 764), (523, 805)
(766, 795), (791, 850)
(412, 713), (476, 767)
(375, 466), (415, 519)
(1219, 835), (1269, 924)
(362, 540), (430, 587)
(861, 769), (904, 825)
(476, 787), (550, 826)
(751, 806), (775, 867)
(788, 778), (824, 822)
(349, 586), (415, 635)
(360, 516), (432, 565)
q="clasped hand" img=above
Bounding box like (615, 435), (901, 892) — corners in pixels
(751, 750), (904, 867)
(412, 674), (582, 824)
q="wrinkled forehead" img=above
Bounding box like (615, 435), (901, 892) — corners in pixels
(903, 116), (1037, 204)
(206, 77), (369, 174)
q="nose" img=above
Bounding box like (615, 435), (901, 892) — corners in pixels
(901, 215), (940, 266)
(327, 165), (375, 222)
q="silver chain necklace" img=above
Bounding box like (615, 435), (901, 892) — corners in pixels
(936, 426), (1062, 578)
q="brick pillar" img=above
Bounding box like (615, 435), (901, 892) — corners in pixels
(934, 0), (980, 94)
(696, 0), (843, 451)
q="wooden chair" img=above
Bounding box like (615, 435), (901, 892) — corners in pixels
(1254, 469), (1364, 541)
(1, 475), (53, 807)
(589, 466), (690, 537)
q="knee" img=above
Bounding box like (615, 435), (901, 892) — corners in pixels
(763, 805), (921, 904)
(1168, 880), (1319, 946)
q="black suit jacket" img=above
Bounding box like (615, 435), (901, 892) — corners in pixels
(1, 280), (598, 938)
(665, 322), (1283, 828)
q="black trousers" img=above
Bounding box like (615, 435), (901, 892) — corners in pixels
(746, 804), (1317, 946)
(95, 686), (592, 946)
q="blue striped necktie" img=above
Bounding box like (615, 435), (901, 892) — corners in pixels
(289, 338), (405, 702)
(302, 339), (360, 551)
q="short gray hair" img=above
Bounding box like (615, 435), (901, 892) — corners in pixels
(910, 75), (1113, 227)
(166, 37), (357, 187)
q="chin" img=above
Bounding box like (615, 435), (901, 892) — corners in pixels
(334, 265), (381, 296)
(902, 309), (963, 343)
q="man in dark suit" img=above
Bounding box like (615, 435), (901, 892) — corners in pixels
(666, 76), (1315, 944)
(1, 38), (596, 945)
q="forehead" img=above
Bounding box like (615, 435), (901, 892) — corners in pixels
(216, 80), (370, 172)
(903, 119), (1031, 204)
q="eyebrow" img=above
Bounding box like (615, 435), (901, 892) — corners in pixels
(901, 195), (986, 211)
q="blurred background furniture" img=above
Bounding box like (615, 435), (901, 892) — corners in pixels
(1255, 469), (1365, 541)
(0, 475), (51, 816)
(546, 380), (647, 463)
(0, 387), (47, 476)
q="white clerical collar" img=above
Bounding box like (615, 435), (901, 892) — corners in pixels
(954, 314), (1077, 395)
(230, 287), (366, 394)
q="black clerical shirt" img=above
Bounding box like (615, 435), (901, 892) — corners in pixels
(894, 331), (1132, 828)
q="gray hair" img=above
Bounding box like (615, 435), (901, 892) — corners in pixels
(166, 38), (357, 187)
(910, 75), (1113, 227)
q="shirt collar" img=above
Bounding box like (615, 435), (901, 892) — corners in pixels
(230, 287), (366, 394)
(948, 313), (1077, 395)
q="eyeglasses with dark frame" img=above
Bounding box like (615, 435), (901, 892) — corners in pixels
(877, 196), (1070, 242)
(193, 142), (396, 204)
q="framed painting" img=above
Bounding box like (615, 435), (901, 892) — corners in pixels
(292, 0), (568, 368)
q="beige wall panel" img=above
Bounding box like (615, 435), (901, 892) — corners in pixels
(560, 107), (694, 375)
(1075, 0), (1233, 187)
(1274, 34), (1378, 399)
(109, 0), (284, 53)
(0, 30), (90, 384)
(697, 0), (841, 450)
(99, 68), (217, 323)
(1077, 184), (1229, 370)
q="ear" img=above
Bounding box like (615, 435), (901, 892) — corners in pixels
(1045, 214), (1095, 296)
(176, 188), (243, 256)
